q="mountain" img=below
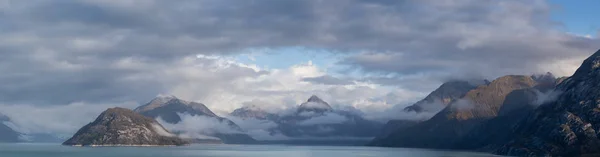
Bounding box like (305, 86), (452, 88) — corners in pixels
(63, 107), (188, 146)
(493, 49), (600, 156)
(279, 95), (382, 138)
(369, 75), (547, 148)
(297, 95), (334, 113)
(135, 95), (256, 144)
(134, 95), (218, 123)
(0, 113), (20, 143)
(455, 73), (560, 150)
(230, 105), (279, 120)
(375, 80), (484, 139)
(403, 80), (483, 113)
(231, 95), (383, 144)
(373, 120), (418, 140)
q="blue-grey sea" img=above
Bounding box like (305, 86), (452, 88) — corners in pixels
(0, 143), (500, 157)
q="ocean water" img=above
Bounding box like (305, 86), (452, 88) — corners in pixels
(0, 143), (501, 157)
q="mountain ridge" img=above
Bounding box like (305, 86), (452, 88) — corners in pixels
(493, 49), (600, 156)
(369, 74), (552, 149)
(63, 107), (188, 146)
(135, 96), (257, 144)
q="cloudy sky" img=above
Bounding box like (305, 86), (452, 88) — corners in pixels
(0, 0), (599, 136)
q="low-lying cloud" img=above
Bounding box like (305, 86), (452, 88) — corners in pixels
(297, 113), (348, 126)
(533, 89), (563, 106)
(151, 123), (175, 137)
(156, 113), (241, 140)
(226, 116), (288, 140)
(451, 99), (475, 111)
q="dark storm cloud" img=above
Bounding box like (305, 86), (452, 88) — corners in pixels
(0, 0), (598, 106)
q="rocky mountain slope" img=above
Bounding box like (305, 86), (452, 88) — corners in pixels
(404, 80), (483, 113)
(456, 73), (560, 150)
(63, 107), (188, 146)
(369, 74), (552, 148)
(493, 49), (600, 156)
(376, 80), (485, 139)
(135, 95), (256, 144)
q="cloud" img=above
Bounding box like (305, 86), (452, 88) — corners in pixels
(151, 123), (175, 137)
(337, 0), (600, 80)
(297, 113), (349, 126)
(226, 116), (288, 140)
(533, 89), (563, 106)
(364, 102), (440, 122)
(156, 113), (242, 139)
(0, 102), (139, 136)
(451, 99), (475, 111)
(302, 75), (355, 85)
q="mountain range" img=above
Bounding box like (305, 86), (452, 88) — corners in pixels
(369, 73), (559, 148)
(230, 95), (383, 145)
(493, 49), (600, 156)
(7, 48), (600, 156)
(368, 49), (600, 156)
(134, 95), (256, 144)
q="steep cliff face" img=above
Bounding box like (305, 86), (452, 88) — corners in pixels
(369, 75), (544, 148)
(135, 96), (256, 144)
(63, 107), (188, 146)
(495, 49), (600, 156)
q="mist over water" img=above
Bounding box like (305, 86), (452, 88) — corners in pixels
(0, 143), (499, 157)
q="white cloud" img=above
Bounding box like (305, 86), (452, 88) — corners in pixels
(533, 89), (563, 106)
(151, 123), (175, 137)
(297, 113), (348, 126)
(156, 113), (241, 139)
(226, 116), (287, 140)
(451, 99), (475, 111)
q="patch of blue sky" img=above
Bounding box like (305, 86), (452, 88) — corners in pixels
(549, 0), (600, 37)
(232, 46), (352, 73)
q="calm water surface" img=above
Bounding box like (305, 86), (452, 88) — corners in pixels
(0, 143), (501, 157)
